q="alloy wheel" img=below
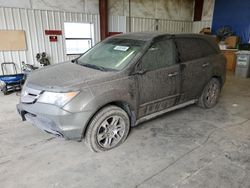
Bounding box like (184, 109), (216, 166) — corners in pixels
(97, 115), (126, 149)
(205, 81), (220, 106)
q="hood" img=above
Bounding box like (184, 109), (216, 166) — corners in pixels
(26, 62), (115, 91)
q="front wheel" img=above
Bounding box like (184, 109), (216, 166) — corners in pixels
(2, 86), (8, 95)
(198, 78), (221, 109)
(85, 105), (130, 152)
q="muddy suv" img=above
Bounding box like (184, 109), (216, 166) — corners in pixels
(17, 33), (226, 152)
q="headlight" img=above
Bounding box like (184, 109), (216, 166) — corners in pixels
(37, 91), (79, 107)
(21, 89), (28, 98)
(20, 81), (28, 97)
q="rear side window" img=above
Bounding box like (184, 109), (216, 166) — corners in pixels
(176, 38), (217, 62)
(198, 39), (218, 57)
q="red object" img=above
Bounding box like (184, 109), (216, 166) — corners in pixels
(194, 0), (204, 21)
(108, 32), (123, 37)
(99, 0), (108, 40)
(49, 36), (58, 42)
(45, 30), (62, 35)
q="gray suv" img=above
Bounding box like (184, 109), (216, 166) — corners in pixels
(17, 33), (226, 152)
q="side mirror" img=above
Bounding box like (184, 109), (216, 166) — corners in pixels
(149, 47), (158, 51)
(132, 69), (147, 75)
(131, 60), (147, 75)
(137, 69), (147, 75)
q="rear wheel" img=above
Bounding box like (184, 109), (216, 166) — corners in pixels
(85, 105), (130, 152)
(198, 78), (221, 109)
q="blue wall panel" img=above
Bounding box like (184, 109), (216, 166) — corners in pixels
(212, 0), (250, 43)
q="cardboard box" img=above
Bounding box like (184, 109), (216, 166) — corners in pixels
(199, 27), (212, 35)
(225, 36), (239, 49)
(222, 49), (238, 72)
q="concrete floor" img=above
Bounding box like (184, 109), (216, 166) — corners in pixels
(0, 73), (250, 188)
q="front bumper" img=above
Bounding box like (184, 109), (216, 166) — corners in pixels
(17, 102), (93, 140)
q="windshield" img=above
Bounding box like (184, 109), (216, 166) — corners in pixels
(77, 38), (145, 71)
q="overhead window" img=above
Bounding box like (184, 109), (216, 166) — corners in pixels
(64, 22), (94, 55)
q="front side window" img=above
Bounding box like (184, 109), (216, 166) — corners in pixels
(77, 38), (145, 71)
(141, 39), (175, 71)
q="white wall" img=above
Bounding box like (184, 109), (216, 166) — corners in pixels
(128, 17), (193, 33)
(202, 0), (215, 21)
(1, 0), (213, 21)
(192, 20), (212, 33)
(109, 0), (195, 21)
(108, 0), (212, 34)
(191, 0), (214, 34)
(0, 0), (100, 74)
(0, 7), (100, 74)
(0, 0), (99, 13)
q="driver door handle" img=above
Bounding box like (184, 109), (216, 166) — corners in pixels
(168, 72), (178, 77)
(202, 63), (210, 67)
(136, 70), (147, 75)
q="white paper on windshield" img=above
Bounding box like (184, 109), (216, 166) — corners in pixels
(114, 46), (129, 51)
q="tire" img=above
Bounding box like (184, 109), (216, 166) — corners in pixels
(85, 105), (130, 152)
(198, 78), (221, 109)
(2, 86), (8, 95)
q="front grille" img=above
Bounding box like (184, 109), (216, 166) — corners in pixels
(21, 87), (42, 104)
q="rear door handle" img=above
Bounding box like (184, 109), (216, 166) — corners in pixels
(202, 63), (210, 67)
(168, 72), (178, 77)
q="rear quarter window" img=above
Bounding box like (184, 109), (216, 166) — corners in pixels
(176, 38), (217, 62)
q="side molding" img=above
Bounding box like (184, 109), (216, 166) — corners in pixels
(135, 99), (197, 125)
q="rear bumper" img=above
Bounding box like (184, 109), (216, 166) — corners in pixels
(17, 102), (93, 140)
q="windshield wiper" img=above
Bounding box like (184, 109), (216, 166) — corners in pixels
(82, 63), (107, 71)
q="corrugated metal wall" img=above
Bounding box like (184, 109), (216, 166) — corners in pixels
(158, 19), (193, 33)
(129, 17), (156, 32)
(128, 17), (194, 33)
(109, 15), (126, 33)
(0, 7), (100, 74)
(192, 20), (212, 33)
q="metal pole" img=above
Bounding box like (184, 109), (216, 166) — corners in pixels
(129, 0), (131, 32)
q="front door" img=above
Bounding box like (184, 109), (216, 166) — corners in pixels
(137, 38), (181, 118)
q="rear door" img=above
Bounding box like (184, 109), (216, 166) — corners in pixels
(137, 38), (181, 118)
(175, 37), (216, 103)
